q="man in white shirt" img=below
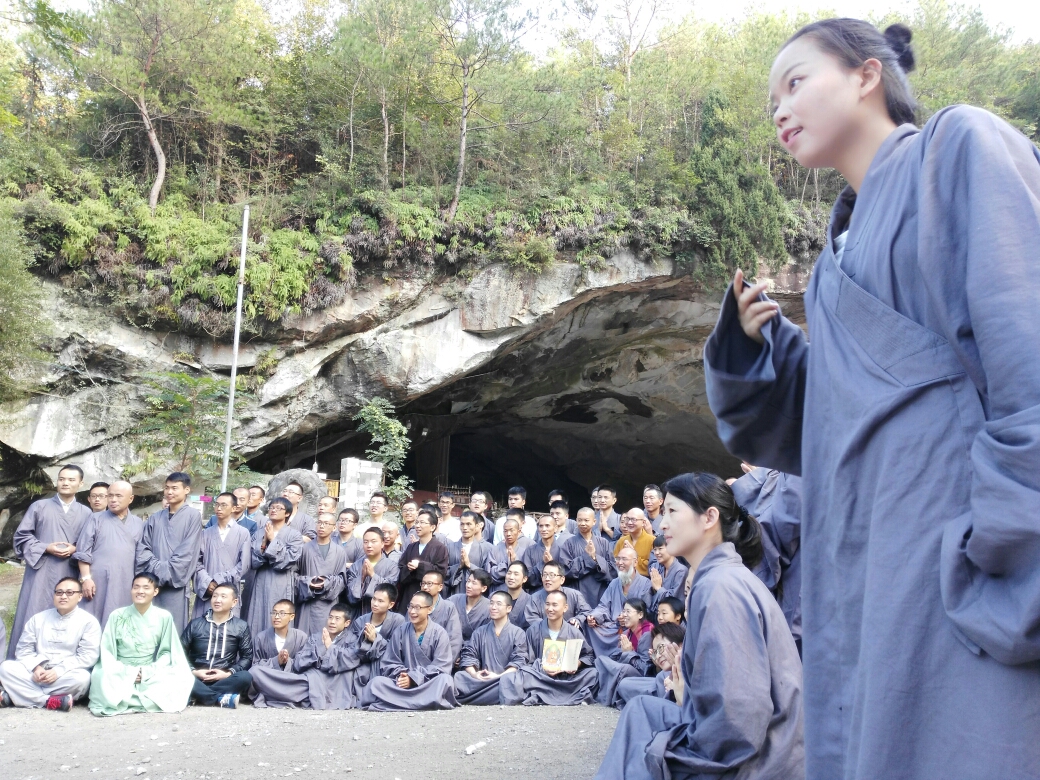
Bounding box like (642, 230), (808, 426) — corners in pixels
(0, 576), (101, 710)
(493, 487), (537, 543)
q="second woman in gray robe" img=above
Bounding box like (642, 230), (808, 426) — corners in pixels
(593, 544), (803, 780)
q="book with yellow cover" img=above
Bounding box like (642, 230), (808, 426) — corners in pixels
(541, 638), (583, 673)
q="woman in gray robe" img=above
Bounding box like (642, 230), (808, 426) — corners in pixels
(594, 597), (654, 706)
(705, 18), (1040, 779)
(594, 473), (803, 780)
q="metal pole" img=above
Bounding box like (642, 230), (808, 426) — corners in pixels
(220, 204), (250, 492)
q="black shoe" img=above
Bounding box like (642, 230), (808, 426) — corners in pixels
(0, 689), (13, 707)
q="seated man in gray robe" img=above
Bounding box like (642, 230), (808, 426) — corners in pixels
(360, 591), (458, 711)
(447, 568), (491, 643)
(493, 561), (532, 629)
(586, 547), (652, 658)
(251, 604), (361, 709)
(613, 622), (684, 709)
(295, 514), (348, 635)
(344, 583), (405, 690)
(453, 590), (529, 704)
(647, 535), (689, 611)
(252, 599), (308, 670)
(420, 570), (463, 663)
(522, 560), (592, 629)
(346, 526), (400, 615)
(0, 576), (101, 710)
(500, 590), (598, 706)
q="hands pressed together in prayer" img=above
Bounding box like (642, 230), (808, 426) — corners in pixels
(649, 568), (664, 591)
(363, 622), (378, 643)
(277, 649), (290, 667)
(322, 627), (334, 649)
(660, 642), (685, 705)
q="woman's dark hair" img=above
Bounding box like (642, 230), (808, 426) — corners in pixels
(661, 472), (764, 569)
(786, 18), (917, 125)
(623, 597), (648, 620)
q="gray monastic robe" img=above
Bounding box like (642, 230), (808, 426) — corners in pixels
(521, 586), (591, 629)
(136, 505), (204, 634)
(586, 574), (652, 658)
(294, 541), (348, 636)
(519, 538), (567, 591)
(486, 537), (534, 587)
(73, 509), (144, 631)
(647, 559), (689, 611)
(491, 586), (532, 629)
(429, 596), (463, 662)
(594, 629), (653, 707)
(705, 107), (1040, 779)
(731, 467), (802, 646)
(192, 523), (251, 620)
(614, 669), (670, 710)
(594, 544), (803, 780)
(453, 620), (529, 704)
(246, 526), (304, 640)
(252, 626), (308, 669)
(499, 619), (598, 706)
(287, 511), (316, 540)
(447, 594), (490, 642)
(359, 620), (458, 711)
(344, 556), (399, 615)
(331, 533), (364, 565)
(558, 533), (618, 607)
(9, 496), (92, 659)
(344, 611), (406, 689)
(250, 630), (362, 709)
(446, 538), (495, 596)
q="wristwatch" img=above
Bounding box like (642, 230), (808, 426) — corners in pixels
(79, 574), (92, 582)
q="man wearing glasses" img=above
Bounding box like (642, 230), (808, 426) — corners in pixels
(419, 570), (463, 663)
(294, 513), (348, 635)
(396, 509), (449, 616)
(521, 560), (592, 630)
(192, 492), (251, 620)
(0, 576), (101, 710)
(252, 600), (308, 670)
(280, 482), (316, 542)
(360, 592), (457, 711)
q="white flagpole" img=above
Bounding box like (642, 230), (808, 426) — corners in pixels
(220, 204), (250, 493)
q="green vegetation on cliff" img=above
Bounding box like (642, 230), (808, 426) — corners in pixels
(0, 0), (1037, 337)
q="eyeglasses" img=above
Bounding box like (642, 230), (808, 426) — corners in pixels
(54, 589), (81, 597)
(420, 581), (442, 588)
(407, 604), (431, 612)
(542, 572), (563, 580)
(271, 611), (295, 618)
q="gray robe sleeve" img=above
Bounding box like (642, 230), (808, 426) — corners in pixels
(916, 107), (1040, 665)
(13, 503), (48, 569)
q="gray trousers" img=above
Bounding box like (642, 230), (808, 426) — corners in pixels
(0, 660), (91, 707)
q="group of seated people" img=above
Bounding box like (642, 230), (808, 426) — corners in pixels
(0, 467), (694, 713)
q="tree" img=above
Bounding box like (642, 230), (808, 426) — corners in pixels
(87, 0), (241, 213)
(431, 0), (529, 221)
(124, 371), (244, 481)
(352, 396), (414, 507)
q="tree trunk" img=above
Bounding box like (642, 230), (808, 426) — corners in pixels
(348, 70), (362, 173)
(401, 86), (408, 189)
(381, 86), (390, 190)
(138, 97), (166, 215)
(446, 64), (470, 223)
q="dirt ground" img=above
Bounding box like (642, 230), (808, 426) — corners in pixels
(0, 701), (619, 780)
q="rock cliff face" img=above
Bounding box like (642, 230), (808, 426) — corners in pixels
(0, 251), (809, 521)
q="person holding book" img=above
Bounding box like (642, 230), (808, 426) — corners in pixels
(500, 590), (598, 706)
(594, 473), (803, 779)
(453, 591), (529, 704)
(594, 597), (655, 706)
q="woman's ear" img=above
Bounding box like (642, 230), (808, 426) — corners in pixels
(703, 506), (720, 531)
(858, 57), (885, 99)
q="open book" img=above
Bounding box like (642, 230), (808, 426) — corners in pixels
(541, 638), (583, 674)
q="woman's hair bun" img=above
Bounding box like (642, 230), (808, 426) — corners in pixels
(884, 23), (915, 74)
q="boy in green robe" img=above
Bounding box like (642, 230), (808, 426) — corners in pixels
(88, 573), (194, 716)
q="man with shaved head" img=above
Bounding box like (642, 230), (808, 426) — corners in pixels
(74, 480), (145, 630)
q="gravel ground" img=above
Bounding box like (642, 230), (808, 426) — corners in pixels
(0, 700), (619, 780)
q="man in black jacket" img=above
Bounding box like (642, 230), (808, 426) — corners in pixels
(181, 583), (253, 708)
